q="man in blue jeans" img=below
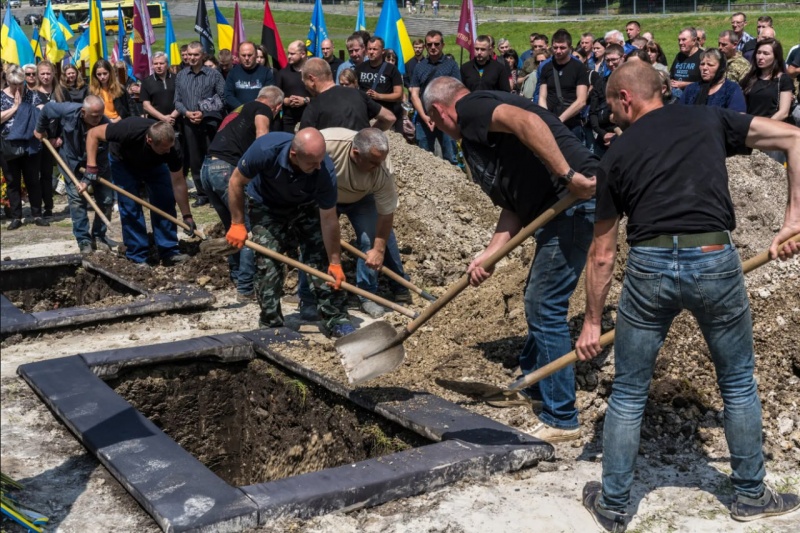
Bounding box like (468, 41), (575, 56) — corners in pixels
(85, 118), (196, 266)
(201, 86), (284, 301)
(297, 127), (411, 319)
(425, 77), (598, 443)
(576, 62), (800, 532)
(34, 95), (114, 255)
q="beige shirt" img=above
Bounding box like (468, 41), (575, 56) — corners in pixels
(321, 128), (398, 215)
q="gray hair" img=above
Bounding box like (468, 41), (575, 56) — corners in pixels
(5, 65), (25, 85)
(680, 27), (698, 40)
(152, 51), (168, 61)
(257, 86), (284, 107)
(353, 128), (389, 154)
(719, 29), (741, 45)
(498, 38), (510, 48)
(22, 63), (37, 72)
(422, 76), (467, 115)
(604, 30), (624, 43)
(82, 94), (105, 111)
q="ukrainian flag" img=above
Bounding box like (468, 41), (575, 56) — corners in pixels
(355, 0), (366, 32)
(41, 1), (70, 62)
(373, 0), (414, 74)
(58, 12), (74, 40)
(213, 0), (233, 52)
(1, 9), (36, 66)
(164, 6), (181, 67)
(88, 0), (109, 65)
(72, 29), (90, 65)
(31, 26), (44, 60)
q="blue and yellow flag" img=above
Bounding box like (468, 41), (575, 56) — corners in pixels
(31, 26), (44, 60)
(355, 0), (366, 32)
(1, 9), (36, 66)
(88, 0), (109, 65)
(212, 0), (233, 52)
(164, 6), (181, 67)
(373, 0), (413, 74)
(42, 0), (70, 62)
(58, 12), (74, 40)
(307, 0), (329, 58)
(72, 27), (90, 65)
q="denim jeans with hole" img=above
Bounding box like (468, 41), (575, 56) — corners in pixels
(519, 199), (595, 430)
(599, 243), (765, 511)
(200, 157), (255, 294)
(297, 194), (409, 306)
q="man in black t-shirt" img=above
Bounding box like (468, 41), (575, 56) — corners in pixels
(670, 27), (702, 99)
(537, 29), (589, 141)
(460, 35), (511, 93)
(425, 76), (598, 444)
(355, 37), (404, 132)
(201, 86), (284, 299)
(140, 52), (178, 125)
(575, 62), (800, 532)
(299, 58), (395, 131)
(85, 118), (195, 266)
(275, 40), (311, 133)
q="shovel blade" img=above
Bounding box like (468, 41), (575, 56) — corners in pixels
(336, 321), (406, 385)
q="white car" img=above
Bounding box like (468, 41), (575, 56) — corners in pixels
(8, 0), (22, 8)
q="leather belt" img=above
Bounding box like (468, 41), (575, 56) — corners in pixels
(631, 231), (731, 248)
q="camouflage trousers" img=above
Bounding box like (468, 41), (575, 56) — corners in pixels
(248, 198), (350, 331)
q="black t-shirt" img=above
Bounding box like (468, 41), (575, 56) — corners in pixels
(106, 117), (183, 172)
(355, 60), (403, 109)
(540, 58), (589, 128)
(744, 75), (794, 118)
(275, 65), (309, 129)
(208, 101), (274, 166)
(460, 59), (511, 93)
(140, 73), (176, 117)
(596, 105), (754, 243)
(299, 86), (382, 131)
(456, 91), (599, 225)
(670, 48), (702, 84)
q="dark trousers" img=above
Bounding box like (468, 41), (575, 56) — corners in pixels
(38, 148), (55, 213)
(5, 154), (42, 220)
(181, 121), (215, 199)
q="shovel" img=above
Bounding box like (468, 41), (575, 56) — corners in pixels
(476, 233), (800, 402)
(43, 139), (114, 231)
(200, 237), (419, 319)
(339, 239), (436, 302)
(337, 193), (579, 385)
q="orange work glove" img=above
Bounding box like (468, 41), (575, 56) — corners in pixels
(226, 223), (248, 249)
(327, 263), (345, 290)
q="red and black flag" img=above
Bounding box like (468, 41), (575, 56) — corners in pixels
(194, 0), (215, 55)
(261, 0), (287, 69)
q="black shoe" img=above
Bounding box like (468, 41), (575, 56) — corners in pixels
(731, 485), (800, 522)
(43, 209), (53, 218)
(582, 482), (628, 532)
(93, 236), (119, 252)
(79, 242), (94, 255)
(33, 217), (50, 227)
(192, 197), (209, 207)
(393, 290), (412, 304)
(7, 219), (23, 230)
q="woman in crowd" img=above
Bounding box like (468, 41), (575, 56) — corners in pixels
(60, 65), (88, 103)
(22, 64), (38, 92)
(1, 66), (47, 229)
(646, 41), (670, 74)
(740, 38), (793, 162)
(34, 60), (67, 218)
(680, 49), (746, 111)
(204, 54), (219, 69)
(255, 45), (269, 67)
(658, 70), (678, 105)
(592, 38), (606, 73)
(338, 69), (358, 89)
(89, 59), (134, 122)
(503, 49), (520, 94)
(383, 49), (399, 66)
(115, 61), (142, 116)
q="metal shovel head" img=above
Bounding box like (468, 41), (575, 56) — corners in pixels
(336, 321), (406, 385)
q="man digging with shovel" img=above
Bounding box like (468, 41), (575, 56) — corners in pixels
(424, 77), (598, 443)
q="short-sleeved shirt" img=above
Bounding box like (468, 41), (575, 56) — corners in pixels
(744, 75), (794, 118)
(105, 117), (183, 172)
(140, 72), (176, 117)
(208, 101), (274, 167)
(596, 106), (754, 243)
(239, 132), (337, 210)
(539, 58), (590, 128)
(670, 48), (703, 84)
(299, 86), (382, 131)
(274, 65), (309, 128)
(460, 59), (512, 93)
(410, 56), (461, 107)
(321, 128), (398, 214)
(355, 60), (403, 109)
(456, 91), (599, 225)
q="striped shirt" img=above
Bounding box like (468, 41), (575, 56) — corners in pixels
(173, 66), (225, 115)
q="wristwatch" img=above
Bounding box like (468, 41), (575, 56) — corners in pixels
(557, 168), (575, 186)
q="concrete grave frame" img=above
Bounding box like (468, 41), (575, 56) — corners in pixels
(17, 330), (555, 532)
(0, 254), (215, 335)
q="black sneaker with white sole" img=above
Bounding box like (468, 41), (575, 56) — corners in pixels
(582, 482), (628, 532)
(731, 485), (800, 522)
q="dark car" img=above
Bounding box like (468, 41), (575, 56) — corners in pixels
(24, 14), (43, 25)
(29, 0), (46, 7)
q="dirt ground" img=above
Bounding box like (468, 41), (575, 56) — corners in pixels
(1, 136), (798, 533)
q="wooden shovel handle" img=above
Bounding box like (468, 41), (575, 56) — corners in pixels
(242, 239), (418, 319)
(43, 139), (113, 229)
(404, 194), (579, 335)
(339, 239), (436, 302)
(508, 232), (800, 393)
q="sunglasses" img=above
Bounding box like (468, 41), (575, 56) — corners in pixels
(25, 72), (36, 77)
(426, 42), (443, 48)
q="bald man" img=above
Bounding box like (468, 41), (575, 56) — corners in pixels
(225, 128), (355, 338)
(275, 40), (311, 132)
(576, 62), (800, 531)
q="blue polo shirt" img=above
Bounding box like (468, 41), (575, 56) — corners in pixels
(239, 132), (338, 210)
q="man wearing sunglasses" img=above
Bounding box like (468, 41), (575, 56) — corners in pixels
(409, 30), (461, 165)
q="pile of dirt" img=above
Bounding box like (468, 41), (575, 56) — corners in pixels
(110, 358), (427, 486)
(3, 267), (141, 312)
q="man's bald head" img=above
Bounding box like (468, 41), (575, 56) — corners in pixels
(758, 27), (776, 41)
(606, 62), (662, 102)
(291, 129), (327, 173)
(302, 57), (333, 81)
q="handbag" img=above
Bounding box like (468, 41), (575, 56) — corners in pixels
(1, 135), (26, 161)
